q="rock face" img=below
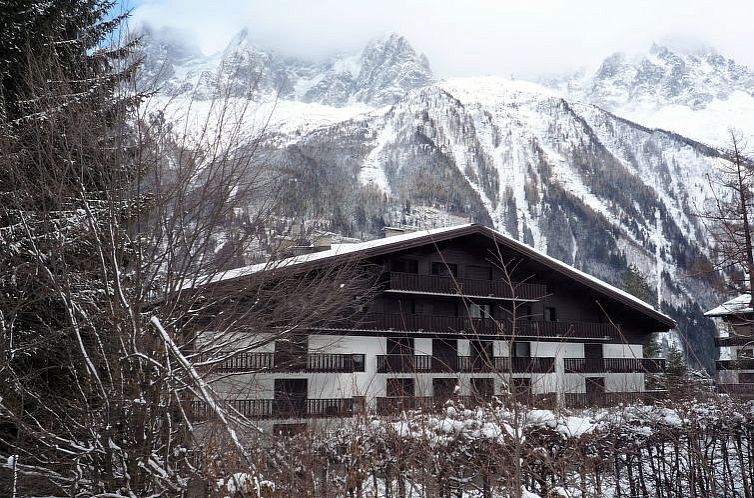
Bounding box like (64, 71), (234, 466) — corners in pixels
(138, 30), (433, 106)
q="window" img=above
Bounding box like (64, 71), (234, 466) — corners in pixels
(513, 341), (531, 358)
(470, 303), (492, 319)
(467, 264), (493, 280)
(584, 343), (603, 360)
(431, 262), (458, 277)
(544, 307), (557, 322)
(387, 337), (414, 355)
(471, 377), (495, 399)
(387, 378), (415, 397)
(392, 258), (418, 273)
(512, 378), (531, 395)
(739, 373), (754, 383)
(738, 348), (754, 359)
(433, 300), (459, 316)
(433, 378), (457, 402)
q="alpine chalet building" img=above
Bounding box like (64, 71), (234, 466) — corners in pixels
(194, 224), (672, 428)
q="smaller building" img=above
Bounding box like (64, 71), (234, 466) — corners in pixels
(705, 294), (754, 398)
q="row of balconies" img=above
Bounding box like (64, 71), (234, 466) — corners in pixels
(385, 271), (547, 301)
(209, 352), (664, 374)
(323, 313), (618, 339)
(191, 390), (669, 420)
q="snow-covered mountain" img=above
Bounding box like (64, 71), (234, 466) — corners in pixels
(545, 42), (754, 146)
(137, 31), (747, 368)
(139, 28), (433, 107)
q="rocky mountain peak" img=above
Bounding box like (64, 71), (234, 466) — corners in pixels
(138, 30), (433, 106)
(351, 33), (433, 106)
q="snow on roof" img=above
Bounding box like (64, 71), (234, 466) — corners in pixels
(189, 223), (674, 326)
(187, 224), (474, 288)
(705, 294), (753, 317)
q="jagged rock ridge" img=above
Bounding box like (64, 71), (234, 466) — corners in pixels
(138, 28), (433, 106)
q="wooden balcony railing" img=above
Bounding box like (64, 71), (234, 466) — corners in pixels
(563, 391), (668, 408)
(190, 397), (354, 420)
(716, 383), (754, 396)
(377, 355), (433, 373)
(386, 272), (546, 300)
(715, 336), (754, 347)
(324, 313), (618, 340)
(376, 355), (556, 373)
(455, 393), (557, 409)
(375, 396), (436, 415)
(376, 394), (557, 414)
(563, 358), (666, 373)
(213, 352), (366, 373)
(458, 356), (556, 373)
(716, 359), (754, 371)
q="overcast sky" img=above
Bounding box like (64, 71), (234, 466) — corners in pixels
(128, 0), (754, 78)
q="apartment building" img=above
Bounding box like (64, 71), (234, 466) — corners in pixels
(194, 224), (673, 427)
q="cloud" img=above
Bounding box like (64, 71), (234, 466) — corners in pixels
(128, 0), (754, 78)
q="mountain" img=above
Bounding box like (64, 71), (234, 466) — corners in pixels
(137, 32), (740, 369)
(545, 42), (754, 146)
(139, 29), (433, 107)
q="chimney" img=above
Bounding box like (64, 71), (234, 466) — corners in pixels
(382, 226), (418, 238)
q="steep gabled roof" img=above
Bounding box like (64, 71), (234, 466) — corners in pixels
(705, 294), (753, 317)
(194, 223), (675, 328)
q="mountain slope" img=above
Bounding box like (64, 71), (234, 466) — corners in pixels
(546, 43), (754, 146)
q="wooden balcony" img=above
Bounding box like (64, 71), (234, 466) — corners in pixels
(376, 393), (557, 414)
(386, 272), (546, 300)
(716, 359), (754, 371)
(376, 355), (556, 373)
(715, 336), (754, 347)
(458, 356), (555, 373)
(213, 352), (365, 373)
(324, 313), (618, 340)
(563, 390), (668, 408)
(190, 397), (354, 420)
(716, 383), (754, 398)
(563, 358), (666, 373)
(375, 396), (435, 415)
(456, 393), (557, 409)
